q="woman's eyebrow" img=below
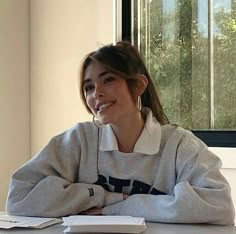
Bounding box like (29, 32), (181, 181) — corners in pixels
(98, 71), (109, 78)
(83, 71), (110, 85)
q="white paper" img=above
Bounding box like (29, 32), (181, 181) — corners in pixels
(0, 213), (61, 229)
(62, 215), (146, 233)
(0, 220), (18, 229)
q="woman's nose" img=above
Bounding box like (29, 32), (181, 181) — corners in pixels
(93, 85), (105, 99)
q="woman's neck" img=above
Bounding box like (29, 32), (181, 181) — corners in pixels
(111, 111), (145, 153)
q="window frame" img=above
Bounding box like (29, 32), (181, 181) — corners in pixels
(121, 0), (236, 147)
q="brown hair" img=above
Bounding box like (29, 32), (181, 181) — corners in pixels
(79, 41), (169, 125)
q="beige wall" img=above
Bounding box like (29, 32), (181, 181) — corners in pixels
(0, 0), (30, 210)
(30, 0), (113, 155)
(0, 0), (113, 210)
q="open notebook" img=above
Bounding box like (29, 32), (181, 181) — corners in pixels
(62, 215), (146, 233)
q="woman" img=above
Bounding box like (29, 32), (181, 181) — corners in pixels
(6, 41), (235, 225)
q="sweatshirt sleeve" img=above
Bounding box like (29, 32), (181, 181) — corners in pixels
(102, 131), (235, 225)
(6, 133), (123, 217)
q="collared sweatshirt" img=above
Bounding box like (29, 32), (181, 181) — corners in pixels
(6, 108), (235, 225)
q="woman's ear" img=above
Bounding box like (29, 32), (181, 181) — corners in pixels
(136, 74), (148, 95)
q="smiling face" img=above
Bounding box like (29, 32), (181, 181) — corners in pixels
(83, 62), (139, 126)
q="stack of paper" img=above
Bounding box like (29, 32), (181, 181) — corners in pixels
(0, 213), (61, 229)
(62, 215), (146, 233)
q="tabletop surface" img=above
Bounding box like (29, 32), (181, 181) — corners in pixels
(0, 222), (235, 234)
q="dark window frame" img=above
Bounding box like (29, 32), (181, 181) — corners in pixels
(121, 0), (236, 147)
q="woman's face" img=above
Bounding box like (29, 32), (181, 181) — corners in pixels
(83, 62), (138, 126)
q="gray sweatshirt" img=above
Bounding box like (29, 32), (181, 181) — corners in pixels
(6, 108), (235, 225)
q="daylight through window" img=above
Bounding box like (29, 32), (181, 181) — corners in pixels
(132, 0), (236, 130)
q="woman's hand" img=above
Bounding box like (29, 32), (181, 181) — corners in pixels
(81, 193), (129, 215)
(82, 207), (103, 215)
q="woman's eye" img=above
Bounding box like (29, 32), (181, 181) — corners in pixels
(84, 85), (94, 93)
(104, 77), (116, 83)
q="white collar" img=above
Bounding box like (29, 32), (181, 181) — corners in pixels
(99, 108), (161, 155)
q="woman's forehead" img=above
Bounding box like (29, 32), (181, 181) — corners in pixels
(85, 62), (106, 74)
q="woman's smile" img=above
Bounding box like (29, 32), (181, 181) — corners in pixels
(96, 101), (115, 113)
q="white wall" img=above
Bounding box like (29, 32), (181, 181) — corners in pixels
(0, 0), (30, 210)
(30, 0), (113, 155)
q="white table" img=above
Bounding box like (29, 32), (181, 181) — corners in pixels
(0, 222), (235, 234)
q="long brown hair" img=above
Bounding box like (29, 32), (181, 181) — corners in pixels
(79, 41), (169, 125)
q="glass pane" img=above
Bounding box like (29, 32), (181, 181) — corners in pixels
(135, 0), (236, 130)
(213, 0), (236, 129)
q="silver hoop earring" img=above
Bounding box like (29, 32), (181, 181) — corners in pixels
(138, 96), (142, 111)
(93, 115), (102, 127)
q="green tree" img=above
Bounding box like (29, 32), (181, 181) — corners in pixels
(140, 0), (236, 129)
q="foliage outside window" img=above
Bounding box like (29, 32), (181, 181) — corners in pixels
(132, 0), (236, 130)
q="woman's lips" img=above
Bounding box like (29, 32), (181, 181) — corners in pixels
(96, 102), (114, 113)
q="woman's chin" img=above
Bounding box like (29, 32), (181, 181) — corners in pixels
(99, 119), (110, 125)
(97, 116), (112, 126)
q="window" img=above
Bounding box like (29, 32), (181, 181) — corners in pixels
(118, 0), (236, 147)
